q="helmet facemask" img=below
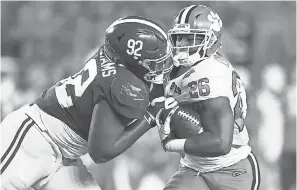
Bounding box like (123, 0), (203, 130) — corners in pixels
(168, 24), (218, 67)
(140, 50), (173, 84)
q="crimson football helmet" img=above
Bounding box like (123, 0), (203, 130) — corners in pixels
(104, 16), (173, 83)
(168, 5), (223, 67)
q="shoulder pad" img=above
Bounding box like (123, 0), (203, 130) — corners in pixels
(190, 57), (231, 79)
(179, 57), (234, 101)
(110, 67), (150, 119)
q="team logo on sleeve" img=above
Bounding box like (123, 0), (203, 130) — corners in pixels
(121, 83), (145, 101)
(111, 77), (149, 110)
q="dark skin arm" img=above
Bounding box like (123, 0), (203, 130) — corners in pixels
(184, 96), (234, 157)
(88, 100), (153, 163)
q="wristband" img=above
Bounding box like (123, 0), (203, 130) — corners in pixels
(164, 139), (186, 153)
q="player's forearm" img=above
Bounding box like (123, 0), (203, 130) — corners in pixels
(114, 118), (152, 149)
(103, 117), (152, 161)
(184, 131), (231, 157)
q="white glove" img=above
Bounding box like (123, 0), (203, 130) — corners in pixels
(151, 96), (178, 110)
(146, 96), (178, 124)
(152, 97), (187, 153)
(156, 106), (179, 137)
(152, 96), (178, 139)
(156, 105), (186, 153)
(156, 105), (181, 152)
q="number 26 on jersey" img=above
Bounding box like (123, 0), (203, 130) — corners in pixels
(188, 78), (210, 98)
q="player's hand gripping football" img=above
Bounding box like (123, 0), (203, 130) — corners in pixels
(152, 97), (178, 151)
(145, 96), (178, 127)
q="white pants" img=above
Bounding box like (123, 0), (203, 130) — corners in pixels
(0, 105), (101, 190)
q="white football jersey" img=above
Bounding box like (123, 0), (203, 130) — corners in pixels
(164, 55), (251, 172)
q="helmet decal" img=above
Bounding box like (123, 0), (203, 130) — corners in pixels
(207, 11), (222, 32)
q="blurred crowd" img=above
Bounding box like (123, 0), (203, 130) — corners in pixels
(1, 1), (296, 190)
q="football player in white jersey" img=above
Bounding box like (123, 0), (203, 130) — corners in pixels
(0, 16), (172, 190)
(155, 5), (261, 190)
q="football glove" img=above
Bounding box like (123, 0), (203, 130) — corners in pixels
(156, 105), (180, 150)
(144, 96), (178, 126)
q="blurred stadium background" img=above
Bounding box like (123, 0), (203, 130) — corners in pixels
(1, 1), (296, 190)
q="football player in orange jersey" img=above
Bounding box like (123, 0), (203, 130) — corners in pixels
(0, 16), (173, 190)
(155, 5), (261, 190)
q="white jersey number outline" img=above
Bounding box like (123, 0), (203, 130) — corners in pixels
(55, 59), (97, 108)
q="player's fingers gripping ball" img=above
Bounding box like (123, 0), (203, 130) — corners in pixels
(150, 96), (178, 109)
(158, 105), (203, 139)
(156, 106), (179, 137)
(147, 96), (179, 123)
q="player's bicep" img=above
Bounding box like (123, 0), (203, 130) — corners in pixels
(195, 97), (234, 146)
(88, 100), (126, 163)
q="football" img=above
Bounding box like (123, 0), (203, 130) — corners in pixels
(159, 105), (203, 139)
